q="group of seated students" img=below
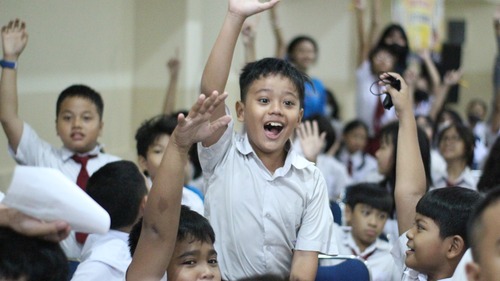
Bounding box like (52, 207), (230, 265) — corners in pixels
(1, 0), (500, 281)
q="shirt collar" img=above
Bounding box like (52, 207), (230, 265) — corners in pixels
(61, 144), (102, 162)
(341, 226), (391, 255)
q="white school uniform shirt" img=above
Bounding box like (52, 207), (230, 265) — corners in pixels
(9, 122), (120, 259)
(432, 167), (478, 190)
(199, 119), (338, 281)
(316, 154), (351, 201)
(71, 230), (131, 281)
(323, 224), (399, 281)
(146, 177), (204, 216)
(356, 60), (397, 137)
(336, 148), (379, 183)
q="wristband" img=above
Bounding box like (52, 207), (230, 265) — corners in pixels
(0, 60), (17, 69)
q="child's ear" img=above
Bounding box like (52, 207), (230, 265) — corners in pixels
(236, 101), (245, 122)
(446, 235), (465, 259)
(139, 195), (148, 216)
(297, 108), (304, 125)
(465, 261), (481, 281)
(99, 121), (104, 137)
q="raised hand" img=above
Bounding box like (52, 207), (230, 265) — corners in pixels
(378, 72), (411, 118)
(443, 69), (463, 86)
(296, 120), (326, 162)
(167, 49), (181, 78)
(1, 19), (28, 61)
(228, 0), (280, 19)
(171, 91), (231, 151)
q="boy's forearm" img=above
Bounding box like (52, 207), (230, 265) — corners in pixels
(201, 12), (246, 97)
(0, 67), (23, 151)
(289, 250), (318, 281)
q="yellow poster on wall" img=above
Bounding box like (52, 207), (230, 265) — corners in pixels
(392, 0), (444, 52)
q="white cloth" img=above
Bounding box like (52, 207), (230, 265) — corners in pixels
(324, 224), (399, 281)
(432, 167), (478, 190)
(146, 177), (204, 216)
(336, 149), (379, 183)
(451, 249), (471, 281)
(430, 149), (447, 187)
(199, 120), (337, 280)
(316, 154), (351, 201)
(71, 230), (131, 281)
(356, 60), (397, 136)
(9, 122), (120, 259)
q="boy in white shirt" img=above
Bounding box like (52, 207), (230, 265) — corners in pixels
(199, 0), (337, 279)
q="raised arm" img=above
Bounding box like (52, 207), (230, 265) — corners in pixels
(200, 0), (279, 147)
(241, 21), (257, 64)
(367, 0), (381, 51)
(0, 19), (28, 153)
(428, 69), (462, 121)
(269, 5), (286, 59)
(353, 0), (369, 67)
(380, 73), (426, 235)
(127, 92), (231, 281)
(162, 51), (180, 115)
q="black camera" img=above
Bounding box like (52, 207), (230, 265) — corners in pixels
(381, 75), (401, 110)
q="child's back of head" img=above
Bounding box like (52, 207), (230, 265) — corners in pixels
(239, 57), (309, 107)
(86, 160), (148, 230)
(0, 226), (68, 281)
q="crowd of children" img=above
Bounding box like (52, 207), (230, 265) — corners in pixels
(1, 0), (500, 281)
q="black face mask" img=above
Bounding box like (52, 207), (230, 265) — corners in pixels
(387, 43), (407, 58)
(468, 114), (481, 125)
(414, 89), (429, 103)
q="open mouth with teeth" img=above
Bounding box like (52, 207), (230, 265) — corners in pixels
(264, 122), (284, 138)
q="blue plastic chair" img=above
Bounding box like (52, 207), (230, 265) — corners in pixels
(316, 254), (371, 281)
(67, 259), (80, 280)
(329, 200), (343, 225)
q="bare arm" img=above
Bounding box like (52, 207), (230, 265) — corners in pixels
(367, 0), (381, 50)
(241, 21), (257, 63)
(380, 73), (426, 235)
(200, 0), (280, 147)
(0, 19), (28, 153)
(127, 92), (231, 281)
(270, 5), (286, 59)
(419, 49), (442, 95)
(162, 51), (180, 115)
(428, 69), (462, 121)
(289, 250), (318, 281)
(353, 0), (368, 67)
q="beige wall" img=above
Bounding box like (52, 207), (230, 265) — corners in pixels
(0, 0), (497, 191)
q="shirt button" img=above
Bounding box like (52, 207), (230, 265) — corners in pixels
(265, 213), (271, 218)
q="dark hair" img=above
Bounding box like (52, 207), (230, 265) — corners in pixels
(237, 274), (288, 281)
(303, 114), (336, 153)
(56, 84), (104, 120)
(129, 205), (215, 256)
(342, 119), (369, 135)
(379, 122), (432, 215)
(467, 186), (500, 261)
(135, 114), (178, 158)
(0, 227), (68, 281)
(417, 187), (481, 248)
(368, 45), (397, 74)
(344, 183), (393, 214)
(325, 88), (340, 120)
(286, 35), (318, 62)
(477, 138), (500, 192)
(437, 124), (475, 167)
(86, 160), (148, 230)
(239, 57), (309, 108)
(375, 24), (409, 73)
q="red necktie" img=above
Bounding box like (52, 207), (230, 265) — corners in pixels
(72, 154), (96, 244)
(72, 154), (96, 191)
(373, 97), (385, 134)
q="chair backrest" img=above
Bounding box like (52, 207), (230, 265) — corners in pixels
(316, 254), (371, 281)
(67, 259), (80, 280)
(330, 200), (343, 225)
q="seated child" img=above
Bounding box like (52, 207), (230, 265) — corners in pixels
(327, 183), (398, 281)
(125, 90), (230, 280)
(199, 0), (336, 279)
(135, 114), (204, 214)
(466, 186), (500, 281)
(71, 160), (148, 281)
(381, 72), (482, 281)
(0, 19), (120, 259)
(128, 206), (219, 281)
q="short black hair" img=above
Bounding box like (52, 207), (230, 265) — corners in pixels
(467, 186), (500, 261)
(0, 227), (68, 281)
(437, 123), (475, 167)
(239, 57), (309, 108)
(135, 114), (178, 158)
(129, 205), (215, 257)
(416, 187), (481, 248)
(303, 114), (336, 153)
(342, 119), (369, 135)
(56, 84), (104, 120)
(477, 137), (500, 193)
(86, 160), (148, 230)
(344, 183), (393, 214)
